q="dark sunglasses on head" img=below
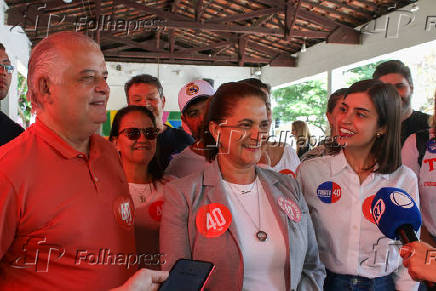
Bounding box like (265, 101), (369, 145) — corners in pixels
(119, 127), (159, 140)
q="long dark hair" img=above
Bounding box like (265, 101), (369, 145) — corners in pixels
(341, 79), (402, 174)
(202, 82), (268, 162)
(109, 106), (164, 185)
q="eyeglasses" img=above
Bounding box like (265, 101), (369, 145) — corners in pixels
(0, 64), (14, 74)
(119, 127), (159, 140)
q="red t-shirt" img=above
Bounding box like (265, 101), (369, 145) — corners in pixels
(0, 120), (136, 290)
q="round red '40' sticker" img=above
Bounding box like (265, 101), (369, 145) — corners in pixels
(196, 203), (232, 238)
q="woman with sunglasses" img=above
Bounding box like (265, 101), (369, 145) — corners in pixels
(160, 82), (325, 290)
(110, 106), (171, 269)
(297, 79), (419, 291)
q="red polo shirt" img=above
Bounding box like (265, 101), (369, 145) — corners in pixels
(0, 119), (136, 290)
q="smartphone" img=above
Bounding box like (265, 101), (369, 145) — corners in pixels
(159, 259), (215, 291)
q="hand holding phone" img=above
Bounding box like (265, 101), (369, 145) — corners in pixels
(159, 259), (215, 291)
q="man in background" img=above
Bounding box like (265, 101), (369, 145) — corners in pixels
(373, 60), (430, 145)
(0, 43), (23, 146)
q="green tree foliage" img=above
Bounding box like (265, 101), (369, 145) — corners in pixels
(343, 60), (387, 86)
(17, 72), (32, 128)
(272, 80), (328, 133)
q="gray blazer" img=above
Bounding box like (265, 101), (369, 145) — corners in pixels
(160, 161), (325, 291)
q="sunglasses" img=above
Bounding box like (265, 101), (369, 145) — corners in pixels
(119, 127), (159, 140)
(0, 64), (14, 74)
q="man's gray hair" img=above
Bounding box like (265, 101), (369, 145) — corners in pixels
(27, 31), (100, 110)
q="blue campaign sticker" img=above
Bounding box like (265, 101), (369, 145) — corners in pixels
(427, 139), (436, 154)
(316, 181), (342, 203)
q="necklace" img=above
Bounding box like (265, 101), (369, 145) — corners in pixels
(228, 178), (268, 242)
(136, 183), (153, 204)
(227, 179), (257, 195)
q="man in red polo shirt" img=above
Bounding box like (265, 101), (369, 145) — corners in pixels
(0, 31), (167, 290)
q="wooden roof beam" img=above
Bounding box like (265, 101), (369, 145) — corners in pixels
(104, 51), (272, 63)
(285, 0), (303, 40)
(270, 53), (297, 67)
(177, 41), (234, 54)
(238, 35), (247, 66)
(171, 0), (182, 13)
(195, 0), (204, 22)
(247, 41), (286, 58)
(327, 25), (360, 44)
(95, 0), (101, 44)
(207, 7), (281, 24)
(148, 20), (329, 38)
(118, 0), (189, 21)
(101, 32), (166, 52)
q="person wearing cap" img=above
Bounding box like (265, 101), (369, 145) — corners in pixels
(0, 43), (24, 146)
(165, 80), (214, 178)
(125, 74), (194, 171)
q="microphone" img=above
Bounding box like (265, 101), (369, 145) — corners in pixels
(371, 187), (436, 289)
(371, 187), (421, 242)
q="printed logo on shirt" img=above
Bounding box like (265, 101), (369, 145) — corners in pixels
(427, 139), (436, 154)
(186, 82), (200, 96)
(362, 195), (376, 224)
(424, 158), (436, 172)
(316, 181), (342, 203)
(278, 197), (302, 222)
(279, 168), (296, 178)
(113, 196), (135, 229)
(372, 198), (386, 224)
(149, 200), (164, 222)
(196, 203), (232, 238)
(389, 191), (414, 208)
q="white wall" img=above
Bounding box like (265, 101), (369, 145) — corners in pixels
(0, 0), (31, 124)
(262, 0), (436, 87)
(106, 62), (251, 111)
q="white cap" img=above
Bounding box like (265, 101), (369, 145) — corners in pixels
(178, 80), (214, 112)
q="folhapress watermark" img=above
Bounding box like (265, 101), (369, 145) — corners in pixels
(74, 15), (166, 35)
(10, 236), (165, 272)
(9, 2), (166, 36)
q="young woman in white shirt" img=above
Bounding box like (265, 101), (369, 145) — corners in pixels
(297, 79), (419, 291)
(110, 106), (173, 269)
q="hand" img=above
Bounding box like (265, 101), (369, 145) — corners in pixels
(112, 268), (169, 291)
(400, 241), (436, 282)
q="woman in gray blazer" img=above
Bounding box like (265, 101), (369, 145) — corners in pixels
(160, 82), (325, 291)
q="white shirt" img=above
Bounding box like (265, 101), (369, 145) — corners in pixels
(165, 146), (210, 178)
(402, 129), (436, 235)
(223, 178), (286, 291)
(297, 150), (419, 291)
(129, 176), (174, 266)
(271, 143), (300, 174)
